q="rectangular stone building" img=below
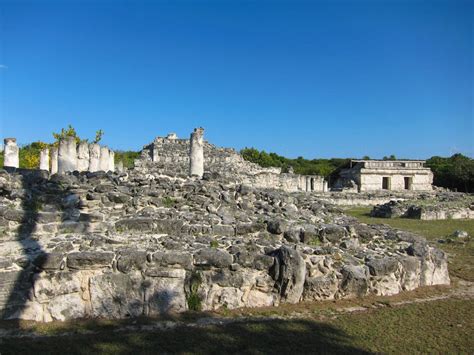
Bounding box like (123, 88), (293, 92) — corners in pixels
(335, 160), (433, 192)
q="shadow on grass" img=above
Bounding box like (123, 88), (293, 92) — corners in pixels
(1, 316), (373, 354)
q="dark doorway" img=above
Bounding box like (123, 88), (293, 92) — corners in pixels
(310, 178), (314, 191)
(382, 177), (390, 190)
(404, 177), (412, 190)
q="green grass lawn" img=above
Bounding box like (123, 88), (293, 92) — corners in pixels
(0, 298), (472, 354)
(345, 207), (474, 282)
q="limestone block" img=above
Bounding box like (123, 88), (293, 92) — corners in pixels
(76, 141), (90, 171)
(90, 272), (144, 318)
(58, 137), (77, 174)
(50, 147), (58, 174)
(145, 272), (187, 315)
(99, 146), (110, 172)
(108, 150), (115, 172)
(47, 293), (86, 321)
(39, 148), (50, 171)
(3, 138), (19, 168)
(88, 143), (100, 172)
(189, 127), (204, 178)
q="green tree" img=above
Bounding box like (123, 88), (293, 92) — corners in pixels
(94, 129), (104, 143)
(53, 124), (80, 144)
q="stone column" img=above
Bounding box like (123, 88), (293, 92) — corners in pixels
(39, 148), (50, 171)
(58, 137), (77, 174)
(88, 143), (100, 172)
(3, 138), (19, 168)
(50, 147), (58, 174)
(323, 180), (328, 192)
(76, 141), (90, 172)
(189, 127), (204, 178)
(108, 150), (115, 172)
(99, 146), (110, 171)
(305, 177), (310, 192)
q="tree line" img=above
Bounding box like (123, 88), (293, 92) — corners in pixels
(1, 132), (472, 192)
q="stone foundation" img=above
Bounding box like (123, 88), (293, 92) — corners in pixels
(0, 169), (450, 322)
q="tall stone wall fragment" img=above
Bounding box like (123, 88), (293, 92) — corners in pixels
(39, 148), (50, 171)
(3, 138), (19, 168)
(76, 142), (90, 172)
(189, 127), (204, 178)
(50, 147), (58, 174)
(89, 143), (100, 172)
(58, 137), (77, 174)
(108, 150), (115, 172)
(99, 146), (110, 172)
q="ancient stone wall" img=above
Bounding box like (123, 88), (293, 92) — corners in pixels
(359, 170), (433, 192)
(138, 133), (325, 193)
(335, 160), (434, 192)
(0, 169), (450, 322)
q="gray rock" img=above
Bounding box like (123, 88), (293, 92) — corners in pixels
(319, 224), (347, 243)
(267, 219), (285, 235)
(115, 218), (154, 232)
(366, 257), (399, 276)
(340, 265), (369, 298)
(67, 252), (115, 269)
(270, 246), (305, 303)
(194, 248), (233, 268)
(116, 250), (147, 273)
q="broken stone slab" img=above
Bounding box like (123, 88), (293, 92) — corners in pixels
(193, 248), (233, 268)
(152, 251), (194, 270)
(67, 251), (115, 269)
(115, 217), (154, 233)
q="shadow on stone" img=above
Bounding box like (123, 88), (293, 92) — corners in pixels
(0, 169), (86, 322)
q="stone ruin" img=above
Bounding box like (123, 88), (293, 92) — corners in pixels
(333, 160), (434, 192)
(371, 192), (474, 220)
(2, 138), (116, 174)
(137, 129), (327, 193)
(0, 128), (450, 322)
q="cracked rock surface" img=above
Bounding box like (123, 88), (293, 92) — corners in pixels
(0, 168), (449, 322)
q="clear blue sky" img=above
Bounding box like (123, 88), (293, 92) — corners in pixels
(0, 0), (472, 159)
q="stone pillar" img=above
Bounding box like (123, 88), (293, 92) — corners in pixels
(323, 180), (328, 192)
(99, 146), (110, 171)
(76, 141), (90, 172)
(58, 137), (77, 174)
(108, 150), (115, 172)
(39, 148), (50, 171)
(189, 127), (204, 178)
(3, 138), (19, 168)
(51, 147), (58, 174)
(305, 177), (310, 192)
(88, 143), (100, 172)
